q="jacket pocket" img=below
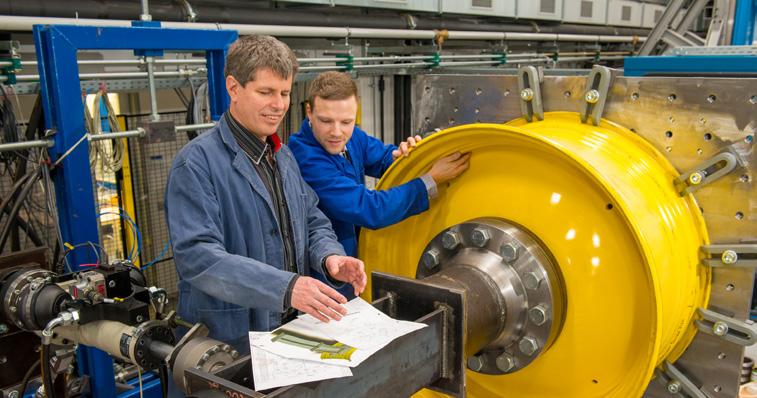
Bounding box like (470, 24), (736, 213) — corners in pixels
(196, 307), (249, 346)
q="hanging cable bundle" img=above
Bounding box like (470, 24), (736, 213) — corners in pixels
(86, 90), (125, 172)
(185, 81), (210, 140)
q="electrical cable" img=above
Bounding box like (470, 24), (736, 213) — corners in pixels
(185, 81), (210, 140)
(159, 364), (169, 398)
(40, 344), (57, 398)
(88, 90), (125, 172)
(0, 166), (42, 252)
(141, 241), (171, 270)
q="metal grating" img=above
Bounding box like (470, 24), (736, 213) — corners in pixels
(472, 0), (493, 8)
(580, 1), (593, 18)
(125, 111), (191, 309)
(622, 5), (632, 21)
(540, 0), (556, 14)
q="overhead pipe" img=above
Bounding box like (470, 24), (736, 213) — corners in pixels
(0, 15), (644, 43)
(0, 1), (652, 36)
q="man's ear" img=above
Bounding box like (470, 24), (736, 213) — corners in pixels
(226, 75), (239, 102)
(305, 102), (312, 119)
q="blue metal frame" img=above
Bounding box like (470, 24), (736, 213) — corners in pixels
(32, 23), (237, 397)
(623, 55), (757, 76)
(732, 0), (757, 45)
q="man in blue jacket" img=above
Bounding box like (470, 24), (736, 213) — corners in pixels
(289, 71), (469, 299)
(165, 36), (367, 356)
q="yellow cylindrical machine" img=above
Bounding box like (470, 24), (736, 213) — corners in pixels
(359, 112), (710, 397)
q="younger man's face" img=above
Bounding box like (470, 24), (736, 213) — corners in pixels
(306, 95), (358, 155)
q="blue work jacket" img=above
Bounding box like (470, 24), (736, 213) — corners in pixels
(289, 119), (429, 296)
(165, 116), (345, 353)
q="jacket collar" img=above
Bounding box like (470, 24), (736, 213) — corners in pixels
(219, 111), (282, 155)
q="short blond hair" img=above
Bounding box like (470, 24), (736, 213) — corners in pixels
(307, 71), (358, 110)
(224, 35), (298, 85)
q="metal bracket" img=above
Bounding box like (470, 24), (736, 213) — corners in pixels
(517, 66), (544, 122)
(701, 244), (757, 268)
(674, 151), (738, 195)
(695, 308), (756, 346)
(659, 361), (707, 398)
(579, 65), (613, 125)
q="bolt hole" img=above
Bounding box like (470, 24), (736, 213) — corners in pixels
(504, 89), (511, 97)
(665, 131), (673, 138)
(665, 146), (672, 152)
(630, 128), (637, 133)
(714, 385), (722, 393)
(704, 133), (712, 141)
(606, 203), (614, 210)
(726, 283), (735, 291)
(740, 174), (750, 182)
(475, 88), (482, 95)
(750, 95), (757, 104)
(448, 118), (455, 125)
(718, 352), (727, 359)
(699, 117), (707, 124)
(564, 90), (572, 98)
(592, 379), (599, 384)
(631, 92), (639, 101)
(696, 148), (703, 155)
(668, 93), (677, 101)
(424, 117), (430, 123)
(735, 211), (744, 220)
(449, 87), (456, 95)
(746, 135), (754, 144)
(453, 107), (459, 113)
(668, 116), (675, 123)
(707, 94), (717, 103)
(424, 86), (430, 93)
(699, 207), (704, 214)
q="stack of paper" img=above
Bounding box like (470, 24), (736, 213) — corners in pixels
(249, 297), (427, 391)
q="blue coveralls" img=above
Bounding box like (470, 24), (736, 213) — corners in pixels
(289, 119), (429, 298)
(165, 117), (345, 354)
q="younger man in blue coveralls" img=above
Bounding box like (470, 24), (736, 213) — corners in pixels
(165, 37), (367, 363)
(289, 71), (470, 298)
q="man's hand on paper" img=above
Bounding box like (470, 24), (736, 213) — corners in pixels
(324, 255), (367, 297)
(290, 277), (348, 322)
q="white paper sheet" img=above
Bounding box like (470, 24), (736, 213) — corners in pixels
(250, 332), (352, 391)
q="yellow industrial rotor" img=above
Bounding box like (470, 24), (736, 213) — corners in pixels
(359, 112), (710, 397)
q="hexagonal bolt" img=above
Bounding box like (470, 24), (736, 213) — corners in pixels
(470, 227), (491, 248)
(136, 315), (144, 323)
(499, 243), (520, 263)
(520, 88), (534, 102)
(8, 390), (19, 398)
(522, 272), (543, 291)
(421, 249), (442, 270)
(495, 353), (515, 372)
(0, 323), (8, 334)
(441, 230), (462, 250)
(518, 337), (539, 356)
(467, 355), (486, 371)
(721, 250), (738, 265)
(712, 321), (729, 336)
(688, 172), (704, 185)
(528, 305), (548, 326)
(584, 89), (600, 104)
(666, 380), (681, 394)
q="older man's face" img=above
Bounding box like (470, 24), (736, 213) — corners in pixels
(226, 68), (292, 141)
(307, 95), (358, 155)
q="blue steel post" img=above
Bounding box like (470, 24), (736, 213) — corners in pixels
(32, 24), (237, 398)
(732, 0), (756, 45)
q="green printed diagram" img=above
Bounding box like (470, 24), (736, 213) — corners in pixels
(270, 329), (357, 361)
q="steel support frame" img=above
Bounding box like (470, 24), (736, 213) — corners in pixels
(32, 23), (236, 398)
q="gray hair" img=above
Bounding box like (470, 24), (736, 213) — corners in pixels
(224, 35), (299, 85)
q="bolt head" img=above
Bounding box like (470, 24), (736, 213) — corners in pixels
(421, 249), (441, 270)
(518, 337), (539, 356)
(0, 356), (6, 364)
(0, 324), (8, 334)
(470, 227), (491, 247)
(522, 272), (542, 291)
(108, 280), (116, 288)
(467, 355), (485, 371)
(8, 391), (19, 398)
(499, 243), (519, 262)
(528, 305), (548, 326)
(520, 88), (534, 101)
(441, 230), (462, 250)
(721, 250), (738, 265)
(495, 353), (515, 372)
(667, 380), (681, 394)
(688, 172), (703, 185)
(712, 321), (728, 336)
(136, 315), (144, 323)
(585, 89), (600, 104)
